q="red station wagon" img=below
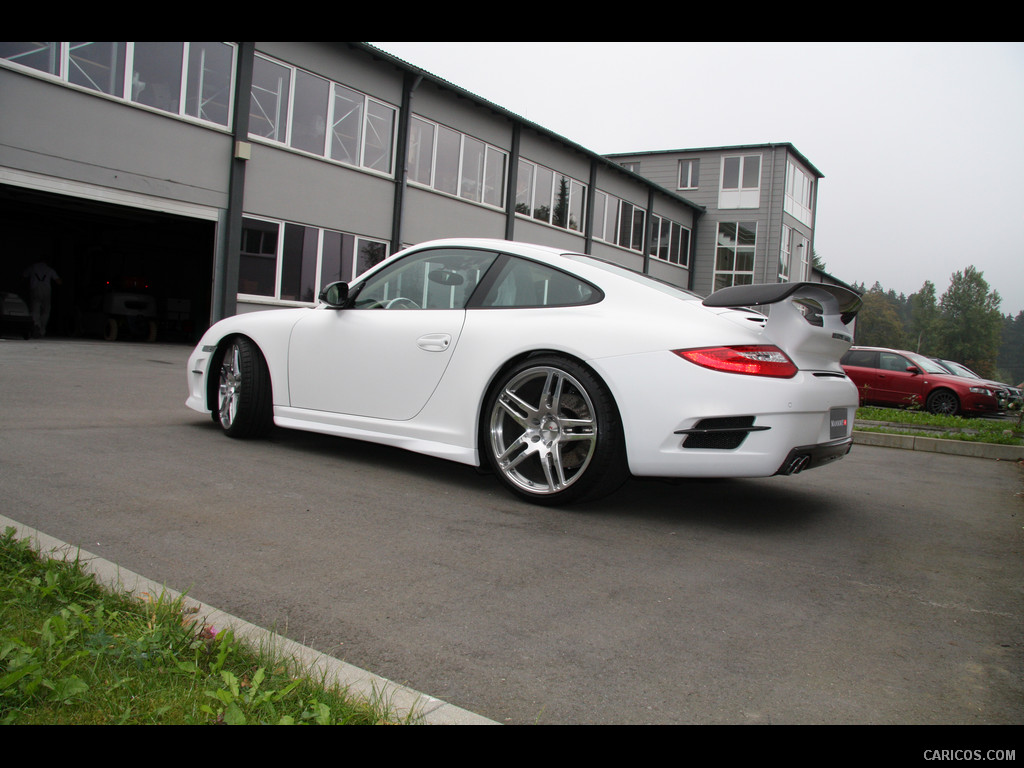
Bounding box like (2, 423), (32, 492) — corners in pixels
(840, 347), (1001, 416)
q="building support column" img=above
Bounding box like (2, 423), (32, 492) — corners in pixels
(216, 41), (254, 322)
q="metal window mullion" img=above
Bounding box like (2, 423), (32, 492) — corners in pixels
(176, 42), (190, 118)
(422, 117), (439, 189)
(195, 44), (209, 120)
(282, 67), (296, 146)
(455, 133), (465, 198)
(105, 42), (123, 97)
(326, 83), (339, 159)
(52, 42), (67, 80)
(524, 159), (536, 219)
(273, 220), (285, 300)
(357, 93), (370, 168)
(314, 228), (325, 298)
(123, 42), (136, 100)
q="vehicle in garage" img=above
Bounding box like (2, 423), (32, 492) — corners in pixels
(0, 290), (32, 339)
(187, 239), (862, 504)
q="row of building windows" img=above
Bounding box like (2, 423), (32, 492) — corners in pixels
(515, 159), (586, 232)
(3, 43), (698, 284)
(676, 155), (814, 225)
(408, 115), (506, 206)
(239, 217), (390, 304)
(0, 42), (237, 127)
(235, 218), (795, 302)
(249, 53), (397, 175)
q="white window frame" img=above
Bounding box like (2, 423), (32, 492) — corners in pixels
(649, 214), (690, 268)
(515, 158), (587, 233)
(678, 158), (699, 190)
(249, 53), (398, 176)
(407, 115), (507, 208)
(784, 160), (814, 227)
(0, 42), (237, 128)
(713, 221), (757, 290)
(592, 191), (647, 255)
(237, 216), (389, 305)
(718, 154), (761, 209)
(780, 226), (792, 282)
(780, 225), (810, 283)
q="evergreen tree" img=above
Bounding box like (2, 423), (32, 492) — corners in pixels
(854, 285), (906, 348)
(937, 266), (1002, 377)
(997, 311), (1024, 385)
(908, 280), (939, 354)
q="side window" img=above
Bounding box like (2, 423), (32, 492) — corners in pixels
(879, 352), (909, 372)
(352, 249), (498, 310)
(842, 350), (876, 368)
(480, 257), (600, 308)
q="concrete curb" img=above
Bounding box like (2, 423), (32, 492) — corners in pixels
(852, 430), (1024, 461)
(0, 514), (498, 726)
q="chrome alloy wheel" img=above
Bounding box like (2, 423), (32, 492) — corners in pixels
(488, 365), (598, 496)
(218, 341), (242, 430)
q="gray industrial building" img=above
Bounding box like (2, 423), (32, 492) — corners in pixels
(0, 42), (841, 342)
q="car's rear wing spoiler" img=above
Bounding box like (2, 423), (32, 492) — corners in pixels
(702, 282), (862, 325)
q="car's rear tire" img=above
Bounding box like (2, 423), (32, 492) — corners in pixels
(216, 337), (273, 438)
(483, 355), (627, 505)
(926, 388), (959, 416)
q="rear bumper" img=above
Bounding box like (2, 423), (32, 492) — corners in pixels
(594, 351), (859, 479)
(774, 437), (853, 475)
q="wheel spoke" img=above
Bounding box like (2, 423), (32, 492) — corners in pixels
(219, 343), (242, 428)
(488, 365), (599, 497)
(497, 388), (537, 426)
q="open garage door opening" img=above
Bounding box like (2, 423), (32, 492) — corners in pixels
(0, 184), (215, 344)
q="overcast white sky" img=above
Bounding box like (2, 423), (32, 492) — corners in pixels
(370, 42), (1024, 316)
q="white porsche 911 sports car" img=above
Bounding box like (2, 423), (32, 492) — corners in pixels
(186, 238), (861, 505)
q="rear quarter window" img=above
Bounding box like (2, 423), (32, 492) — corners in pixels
(478, 256), (601, 308)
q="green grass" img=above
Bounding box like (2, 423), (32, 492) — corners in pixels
(0, 527), (407, 725)
(855, 407), (1024, 446)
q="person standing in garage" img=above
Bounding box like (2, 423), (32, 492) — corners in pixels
(22, 258), (62, 338)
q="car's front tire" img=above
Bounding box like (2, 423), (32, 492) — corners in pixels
(215, 337), (273, 438)
(483, 355), (627, 505)
(926, 388), (959, 416)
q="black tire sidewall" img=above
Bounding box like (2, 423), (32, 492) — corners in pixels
(220, 337), (273, 439)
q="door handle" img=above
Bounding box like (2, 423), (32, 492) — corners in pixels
(417, 333), (452, 352)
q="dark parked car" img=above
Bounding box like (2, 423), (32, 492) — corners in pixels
(0, 290), (32, 339)
(841, 346), (1001, 416)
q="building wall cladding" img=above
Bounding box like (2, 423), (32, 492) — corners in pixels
(610, 145), (822, 294)
(1, 42), (700, 322)
(0, 66), (232, 213)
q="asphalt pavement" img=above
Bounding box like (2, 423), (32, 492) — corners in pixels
(1, 338), (1021, 725)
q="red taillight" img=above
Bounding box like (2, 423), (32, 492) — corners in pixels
(674, 345), (798, 378)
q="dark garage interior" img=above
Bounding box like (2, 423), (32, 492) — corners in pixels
(1, 184), (215, 344)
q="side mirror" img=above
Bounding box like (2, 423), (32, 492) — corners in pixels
(319, 281), (349, 308)
(906, 365), (922, 375)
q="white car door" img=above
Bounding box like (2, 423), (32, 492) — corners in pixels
(287, 248), (498, 421)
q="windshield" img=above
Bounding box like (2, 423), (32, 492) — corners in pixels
(906, 353), (951, 375)
(943, 360), (980, 378)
